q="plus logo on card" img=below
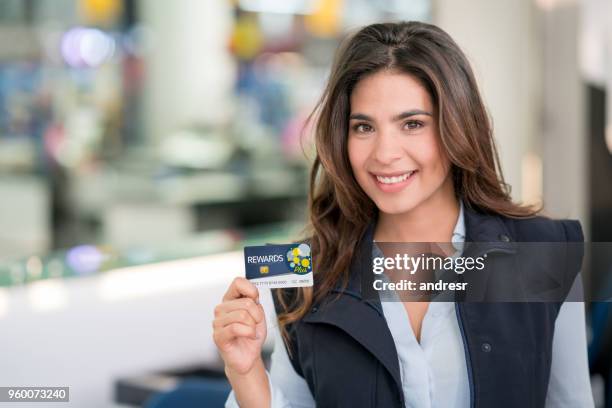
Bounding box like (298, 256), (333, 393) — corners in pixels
(285, 244), (312, 275)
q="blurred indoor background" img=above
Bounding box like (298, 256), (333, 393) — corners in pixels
(0, 0), (611, 407)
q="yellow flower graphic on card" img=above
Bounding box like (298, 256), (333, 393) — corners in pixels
(285, 243), (312, 275)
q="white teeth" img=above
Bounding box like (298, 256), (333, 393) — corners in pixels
(376, 171), (415, 184)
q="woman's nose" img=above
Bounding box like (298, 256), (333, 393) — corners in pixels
(372, 130), (403, 164)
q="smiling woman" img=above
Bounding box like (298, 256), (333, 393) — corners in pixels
(216, 21), (593, 408)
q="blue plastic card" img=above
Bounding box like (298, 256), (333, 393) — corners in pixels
(244, 243), (314, 288)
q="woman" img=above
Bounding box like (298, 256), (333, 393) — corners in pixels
(213, 21), (593, 407)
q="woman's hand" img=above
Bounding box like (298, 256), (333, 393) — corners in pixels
(213, 277), (267, 375)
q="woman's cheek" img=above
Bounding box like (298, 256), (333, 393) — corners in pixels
(348, 140), (369, 178)
(418, 135), (445, 173)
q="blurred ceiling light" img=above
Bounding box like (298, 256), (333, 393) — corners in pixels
(78, 0), (122, 25)
(61, 27), (116, 68)
(231, 14), (264, 59)
(26, 256), (43, 280)
(61, 27), (85, 67)
(66, 245), (106, 276)
(304, 0), (343, 38)
(80, 29), (116, 66)
(239, 0), (317, 14)
(27, 280), (68, 313)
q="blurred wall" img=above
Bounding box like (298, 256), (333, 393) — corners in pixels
(540, 0), (586, 222)
(433, 0), (541, 208)
(433, 0), (587, 222)
(139, 0), (235, 142)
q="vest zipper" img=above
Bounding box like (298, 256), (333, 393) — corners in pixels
(455, 302), (475, 408)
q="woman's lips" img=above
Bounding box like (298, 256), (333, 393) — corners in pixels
(371, 170), (418, 193)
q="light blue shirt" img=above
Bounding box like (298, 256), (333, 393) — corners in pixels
(226, 203), (594, 407)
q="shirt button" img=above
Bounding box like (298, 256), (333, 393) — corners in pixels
(311, 306), (318, 313)
(481, 342), (492, 352)
(498, 234), (511, 242)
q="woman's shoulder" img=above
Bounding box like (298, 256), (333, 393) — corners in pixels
(498, 212), (584, 243)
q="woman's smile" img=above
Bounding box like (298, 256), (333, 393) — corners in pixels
(371, 170), (418, 193)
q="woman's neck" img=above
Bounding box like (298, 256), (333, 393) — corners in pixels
(374, 193), (460, 243)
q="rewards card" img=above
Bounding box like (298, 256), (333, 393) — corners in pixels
(244, 243), (314, 288)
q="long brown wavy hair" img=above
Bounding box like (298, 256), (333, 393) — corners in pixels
(276, 21), (540, 350)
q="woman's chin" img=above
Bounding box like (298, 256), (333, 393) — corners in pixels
(374, 198), (420, 216)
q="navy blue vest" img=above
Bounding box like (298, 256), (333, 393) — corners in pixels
(272, 205), (584, 407)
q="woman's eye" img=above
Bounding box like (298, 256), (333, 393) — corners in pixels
(404, 120), (424, 130)
(353, 123), (373, 133)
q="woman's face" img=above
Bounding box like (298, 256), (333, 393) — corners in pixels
(347, 70), (453, 215)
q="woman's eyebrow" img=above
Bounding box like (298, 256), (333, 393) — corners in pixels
(348, 113), (373, 121)
(348, 109), (432, 121)
(391, 109), (432, 121)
